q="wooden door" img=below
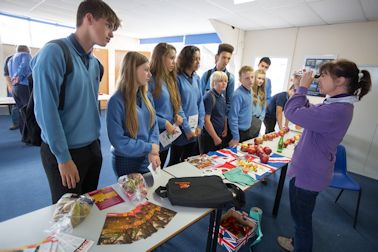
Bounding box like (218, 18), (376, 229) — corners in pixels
(93, 48), (109, 109)
(114, 50), (151, 83)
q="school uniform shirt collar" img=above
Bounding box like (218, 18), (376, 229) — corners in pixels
(240, 85), (251, 93)
(213, 66), (228, 73)
(68, 33), (92, 68)
(323, 94), (359, 105)
(183, 72), (194, 84)
(211, 88), (222, 97)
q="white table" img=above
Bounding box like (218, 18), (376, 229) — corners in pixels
(0, 97), (16, 115)
(0, 170), (212, 252)
(98, 94), (110, 113)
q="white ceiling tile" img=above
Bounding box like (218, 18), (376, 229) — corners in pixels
(361, 0), (378, 20)
(309, 0), (367, 23)
(0, 0), (377, 38)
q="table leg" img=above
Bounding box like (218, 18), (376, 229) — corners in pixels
(211, 209), (222, 252)
(206, 210), (215, 251)
(272, 164), (288, 217)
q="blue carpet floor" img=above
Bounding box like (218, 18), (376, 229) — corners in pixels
(0, 113), (377, 252)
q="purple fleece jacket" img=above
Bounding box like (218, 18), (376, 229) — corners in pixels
(284, 87), (354, 192)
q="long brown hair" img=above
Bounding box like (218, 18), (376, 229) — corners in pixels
(150, 43), (181, 115)
(117, 51), (155, 138)
(252, 69), (266, 107)
(319, 59), (372, 100)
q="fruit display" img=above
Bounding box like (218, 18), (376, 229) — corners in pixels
(262, 127), (290, 141)
(118, 173), (148, 201)
(240, 144), (272, 163)
(221, 216), (252, 238)
(236, 159), (258, 173)
(283, 133), (302, 147)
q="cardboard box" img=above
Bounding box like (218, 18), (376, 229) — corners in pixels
(218, 209), (257, 252)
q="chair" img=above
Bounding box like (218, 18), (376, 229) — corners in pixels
(329, 144), (362, 228)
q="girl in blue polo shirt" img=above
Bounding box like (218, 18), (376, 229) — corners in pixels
(107, 52), (160, 177)
(169, 45), (205, 165)
(250, 69), (267, 138)
(149, 43), (184, 167)
(199, 71), (228, 154)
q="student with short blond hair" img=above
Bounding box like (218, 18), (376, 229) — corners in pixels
(199, 71), (228, 154)
(228, 66), (255, 147)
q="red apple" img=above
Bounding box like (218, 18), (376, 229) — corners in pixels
(263, 146), (272, 155)
(255, 137), (264, 145)
(248, 147), (257, 155)
(260, 153), (269, 163)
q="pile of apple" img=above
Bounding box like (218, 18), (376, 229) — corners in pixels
(240, 143), (272, 163)
(262, 128), (290, 141)
(283, 133), (302, 147)
(221, 216), (252, 238)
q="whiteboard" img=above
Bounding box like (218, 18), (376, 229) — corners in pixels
(342, 65), (378, 179)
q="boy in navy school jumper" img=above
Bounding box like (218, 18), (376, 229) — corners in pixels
(264, 84), (295, 133)
(169, 45), (205, 166)
(107, 52), (160, 177)
(148, 43), (184, 167)
(31, 0), (120, 204)
(200, 43), (235, 113)
(199, 71), (228, 154)
(228, 66), (255, 147)
(277, 60), (372, 252)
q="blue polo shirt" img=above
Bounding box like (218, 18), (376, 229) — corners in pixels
(266, 91), (289, 118)
(203, 89), (226, 136)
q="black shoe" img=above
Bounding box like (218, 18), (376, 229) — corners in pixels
(9, 124), (19, 130)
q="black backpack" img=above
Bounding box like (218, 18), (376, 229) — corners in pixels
(21, 39), (104, 146)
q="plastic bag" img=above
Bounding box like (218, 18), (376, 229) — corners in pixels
(118, 173), (148, 202)
(48, 193), (94, 234)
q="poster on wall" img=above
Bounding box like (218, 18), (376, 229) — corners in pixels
(304, 55), (336, 97)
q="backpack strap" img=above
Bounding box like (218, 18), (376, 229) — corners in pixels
(48, 39), (73, 110)
(96, 58), (104, 81)
(204, 69), (213, 90)
(209, 89), (217, 111)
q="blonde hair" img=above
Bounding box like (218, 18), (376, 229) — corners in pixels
(252, 69), (266, 107)
(238, 65), (254, 79)
(117, 51), (155, 138)
(150, 43), (181, 115)
(210, 71), (228, 88)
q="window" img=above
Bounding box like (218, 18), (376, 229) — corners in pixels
(254, 57), (289, 96)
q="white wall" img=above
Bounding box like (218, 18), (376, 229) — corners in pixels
(102, 33), (139, 94)
(242, 20), (378, 179)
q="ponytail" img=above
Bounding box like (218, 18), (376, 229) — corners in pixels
(353, 70), (371, 100)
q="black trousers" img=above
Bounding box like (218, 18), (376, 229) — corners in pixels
(239, 128), (253, 143)
(160, 148), (169, 168)
(198, 133), (225, 155)
(40, 140), (102, 204)
(12, 84), (30, 134)
(168, 141), (199, 166)
(264, 116), (277, 134)
(250, 116), (262, 139)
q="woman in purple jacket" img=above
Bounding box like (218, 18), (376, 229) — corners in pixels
(277, 59), (371, 252)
